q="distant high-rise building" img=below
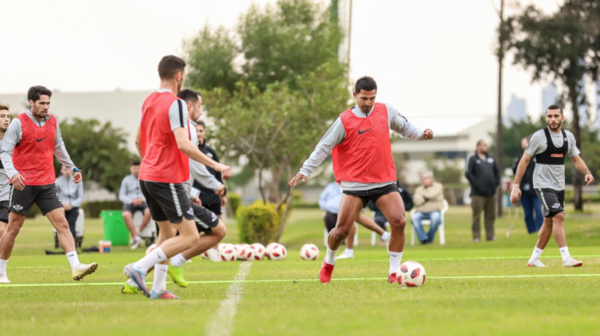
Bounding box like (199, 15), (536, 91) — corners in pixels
(541, 83), (558, 112)
(506, 94), (528, 124)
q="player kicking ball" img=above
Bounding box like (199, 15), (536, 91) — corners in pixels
(289, 76), (433, 284)
(511, 104), (593, 268)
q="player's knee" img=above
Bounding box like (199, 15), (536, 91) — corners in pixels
(187, 231), (200, 246)
(389, 216), (406, 231)
(6, 223), (22, 236)
(122, 211), (133, 219)
(335, 225), (351, 239)
(214, 222), (227, 241)
(552, 212), (565, 223)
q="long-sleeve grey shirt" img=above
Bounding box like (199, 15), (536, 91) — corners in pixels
(119, 174), (145, 205)
(55, 175), (84, 207)
(299, 104), (428, 191)
(0, 110), (75, 180)
(0, 139), (10, 202)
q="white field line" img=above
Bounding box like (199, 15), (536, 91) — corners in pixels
(205, 261), (252, 336)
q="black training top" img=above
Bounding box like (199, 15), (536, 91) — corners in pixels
(535, 128), (568, 165)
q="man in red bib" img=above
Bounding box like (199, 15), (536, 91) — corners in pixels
(289, 77), (433, 284)
(124, 55), (232, 299)
(0, 86), (97, 284)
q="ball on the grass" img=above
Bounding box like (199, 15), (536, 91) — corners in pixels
(146, 244), (157, 255)
(250, 243), (266, 260)
(220, 244), (237, 261)
(267, 243), (287, 261)
(398, 261), (426, 288)
(300, 244), (319, 260)
(245, 245), (257, 261)
(265, 243), (277, 259)
(201, 250), (210, 260)
(235, 244), (249, 261)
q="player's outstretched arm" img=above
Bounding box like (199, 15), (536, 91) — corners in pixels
(173, 128), (232, 179)
(510, 152), (532, 204)
(571, 155), (595, 185)
(388, 105), (433, 140)
(288, 173), (307, 187)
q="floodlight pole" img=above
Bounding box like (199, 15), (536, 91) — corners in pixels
(495, 0), (505, 218)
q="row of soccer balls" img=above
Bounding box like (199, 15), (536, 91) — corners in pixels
(206, 243), (320, 261)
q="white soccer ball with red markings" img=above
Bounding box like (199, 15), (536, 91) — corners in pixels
(249, 243), (266, 260)
(398, 261), (426, 288)
(267, 243), (287, 261)
(265, 243), (277, 259)
(145, 244), (157, 255)
(220, 244), (237, 261)
(201, 250), (210, 260)
(235, 244), (249, 261)
(300, 244), (319, 260)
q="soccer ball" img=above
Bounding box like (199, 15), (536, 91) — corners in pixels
(235, 244), (249, 261)
(300, 244), (319, 260)
(220, 244), (237, 261)
(268, 243), (287, 261)
(201, 250), (210, 260)
(398, 261), (426, 288)
(265, 243), (277, 259)
(250, 243), (266, 260)
(146, 244), (157, 255)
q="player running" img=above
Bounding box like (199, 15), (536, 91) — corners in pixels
(289, 76), (433, 284)
(123, 56), (231, 299)
(0, 105), (11, 241)
(0, 87), (97, 284)
(511, 104), (593, 268)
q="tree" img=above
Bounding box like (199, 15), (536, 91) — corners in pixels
(507, 0), (600, 210)
(56, 118), (134, 193)
(490, 116), (545, 170)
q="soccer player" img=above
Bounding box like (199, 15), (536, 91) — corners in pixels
(123, 56), (231, 299)
(0, 105), (11, 241)
(0, 86), (97, 284)
(289, 76), (433, 283)
(119, 160), (151, 249)
(511, 104), (593, 267)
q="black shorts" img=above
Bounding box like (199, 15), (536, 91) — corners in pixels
(535, 188), (565, 218)
(9, 184), (63, 216)
(324, 211), (337, 233)
(122, 203), (148, 214)
(140, 181), (193, 224)
(0, 200), (9, 223)
(202, 202), (222, 216)
(343, 183), (400, 207)
(156, 203), (220, 235)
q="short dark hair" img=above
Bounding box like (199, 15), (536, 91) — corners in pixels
(158, 55), (186, 80)
(196, 120), (206, 129)
(476, 140), (486, 147)
(131, 160), (141, 166)
(546, 104), (563, 114)
(177, 89), (201, 103)
(27, 86), (52, 102)
(355, 76), (377, 93)
(0, 104), (8, 111)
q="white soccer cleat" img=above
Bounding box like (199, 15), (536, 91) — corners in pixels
(130, 237), (142, 250)
(335, 251), (354, 260)
(73, 262), (99, 281)
(0, 275), (10, 283)
(563, 257), (583, 267)
(527, 259), (546, 267)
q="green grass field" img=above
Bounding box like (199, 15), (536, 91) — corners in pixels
(1, 206), (599, 336)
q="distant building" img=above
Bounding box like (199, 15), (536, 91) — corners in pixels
(542, 83), (558, 112)
(505, 94), (528, 124)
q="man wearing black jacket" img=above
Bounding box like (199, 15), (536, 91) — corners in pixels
(512, 137), (543, 234)
(465, 140), (500, 242)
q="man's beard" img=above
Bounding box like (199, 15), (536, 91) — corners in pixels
(549, 121), (562, 130)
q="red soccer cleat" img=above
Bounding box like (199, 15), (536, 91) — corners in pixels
(387, 272), (398, 284)
(319, 260), (335, 283)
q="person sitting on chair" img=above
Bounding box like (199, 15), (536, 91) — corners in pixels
(411, 172), (444, 244)
(119, 160), (152, 249)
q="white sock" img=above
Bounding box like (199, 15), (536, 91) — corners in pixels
(529, 247), (544, 261)
(151, 264), (169, 293)
(0, 259), (7, 275)
(381, 231), (391, 241)
(127, 278), (137, 287)
(343, 248), (354, 256)
(171, 253), (188, 267)
(389, 251), (403, 275)
(66, 251), (80, 272)
(133, 247), (167, 272)
(324, 246), (338, 265)
(559, 246), (571, 262)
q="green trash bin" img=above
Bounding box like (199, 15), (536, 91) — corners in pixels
(100, 210), (130, 246)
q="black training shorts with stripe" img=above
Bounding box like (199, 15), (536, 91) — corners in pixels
(535, 188), (565, 218)
(140, 180), (194, 224)
(0, 200), (9, 223)
(156, 203), (219, 235)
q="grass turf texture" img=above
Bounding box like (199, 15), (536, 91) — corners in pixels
(1, 206), (599, 336)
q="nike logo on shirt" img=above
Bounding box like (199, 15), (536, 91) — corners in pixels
(36, 137), (47, 142)
(358, 127), (374, 135)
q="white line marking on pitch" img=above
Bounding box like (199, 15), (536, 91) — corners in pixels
(205, 261), (252, 336)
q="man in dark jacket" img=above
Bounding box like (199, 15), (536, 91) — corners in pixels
(512, 137), (543, 234)
(465, 140), (500, 242)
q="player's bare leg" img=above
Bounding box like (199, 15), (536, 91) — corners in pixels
(320, 195), (363, 283)
(0, 222), (6, 240)
(0, 213), (26, 283)
(208, 214), (223, 262)
(138, 208), (152, 234)
(375, 192), (406, 283)
(550, 212), (581, 267)
(336, 222), (356, 260)
(528, 217), (552, 267)
(180, 221), (226, 261)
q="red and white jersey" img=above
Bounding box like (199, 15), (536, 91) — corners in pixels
(12, 113), (57, 185)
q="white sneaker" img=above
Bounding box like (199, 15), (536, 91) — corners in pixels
(209, 248), (221, 262)
(72, 262), (99, 281)
(130, 237), (142, 250)
(335, 251), (354, 260)
(563, 257), (583, 267)
(0, 274), (10, 283)
(380, 232), (391, 243)
(527, 259), (546, 267)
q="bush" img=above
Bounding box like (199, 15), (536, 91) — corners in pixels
(228, 193), (241, 216)
(237, 202), (280, 245)
(83, 200), (124, 218)
(251, 199), (289, 223)
(291, 201), (319, 209)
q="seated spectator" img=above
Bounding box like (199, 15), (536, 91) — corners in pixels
(319, 181), (343, 234)
(55, 165), (84, 240)
(119, 160), (151, 249)
(411, 172), (445, 244)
